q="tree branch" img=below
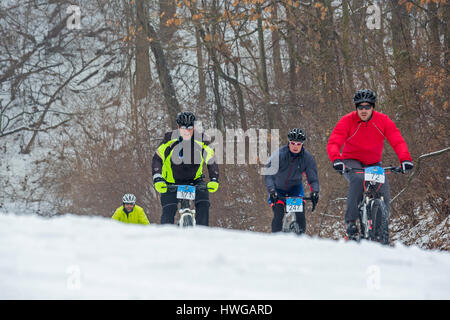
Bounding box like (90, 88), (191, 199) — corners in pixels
(390, 147), (450, 203)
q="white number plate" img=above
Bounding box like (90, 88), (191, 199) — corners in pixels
(364, 166), (385, 184)
(286, 197), (303, 213)
(176, 185), (196, 200)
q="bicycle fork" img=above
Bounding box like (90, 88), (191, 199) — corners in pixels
(360, 199), (370, 239)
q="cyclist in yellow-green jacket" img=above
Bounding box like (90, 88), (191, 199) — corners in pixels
(112, 193), (150, 225)
(152, 111), (219, 226)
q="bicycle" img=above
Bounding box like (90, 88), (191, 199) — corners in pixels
(275, 195), (313, 235)
(344, 165), (402, 244)
(166, 183), (210, 227)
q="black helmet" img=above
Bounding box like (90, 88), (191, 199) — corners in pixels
(287, 128), (306, 142)
(176, 111), (196, 127)
(353, 89), (376, 106)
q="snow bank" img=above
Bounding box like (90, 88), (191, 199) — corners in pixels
(0, 213), (449, 299)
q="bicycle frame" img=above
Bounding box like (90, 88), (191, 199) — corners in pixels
(166, 183), (208, 227)
(276, 195), (312, 234)
(345, 166), (401, 241)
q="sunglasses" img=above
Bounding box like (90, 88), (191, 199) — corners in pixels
(357, 105), (373, 110)
(289, 141), (303, 146)
(123, 202), (135, 205)
(180, 125), (194, 130)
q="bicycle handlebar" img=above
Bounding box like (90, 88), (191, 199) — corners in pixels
(344, 165), (402, 174)
(166, 183), (210, 192)
(276, 195), (312, 201)
(383, 166), (403, 173)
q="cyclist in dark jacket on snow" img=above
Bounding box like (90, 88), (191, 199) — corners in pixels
(264, 128), (320, 234)
(152, 112), (219, 226)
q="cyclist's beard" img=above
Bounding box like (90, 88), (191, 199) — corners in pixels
(123, 204), (134, 214)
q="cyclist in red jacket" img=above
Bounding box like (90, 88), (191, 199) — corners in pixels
(327, 89), (414, 239)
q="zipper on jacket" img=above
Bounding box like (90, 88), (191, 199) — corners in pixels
(371, 122), (385, 138)
(346, 123), (362, 142)
(284, 156), (296, 190)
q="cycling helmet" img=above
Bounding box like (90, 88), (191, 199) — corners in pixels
(287, 128), (306, 142)
(122, 193), (136, 204)
(353, 89), (376, 106)
(176, 111), (196, 127)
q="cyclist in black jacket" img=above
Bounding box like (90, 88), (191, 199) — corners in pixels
(152, 112), (219, 226)
(264, 128), (320, 233)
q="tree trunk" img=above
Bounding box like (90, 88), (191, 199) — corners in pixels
(195, 26), (206, 106)
(341, 0), (354, 96)
(444, 2), (450, 67)
(390, 0), (413, 76)
(147, 23), (181, 127)
(390, 0), (417, 112)
(257, 4), (276, 129)
(271, 1), (283, 92)
(229, 61), (247, 131)
(286, 6), (297, 105)
(212, 55), (225, 132)
(428, 1), (441, 69)
(159, 0), (177, 43)
(211, 45), (225, 131)
(135, 0), (152, 101)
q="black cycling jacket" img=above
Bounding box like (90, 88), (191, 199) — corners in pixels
(152, 130), (219, 184)
(264, 144), (319, 194)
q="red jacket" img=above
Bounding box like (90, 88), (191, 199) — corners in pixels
(327, 110), (412, 165)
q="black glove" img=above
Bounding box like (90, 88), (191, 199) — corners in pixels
(401, 161), (413, 174)
(333, 159), (345, 174)
(310, 192), (319, 212)
(269, 189), (278, 204)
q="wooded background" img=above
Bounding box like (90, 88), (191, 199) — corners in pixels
(0, 0), (448, 249)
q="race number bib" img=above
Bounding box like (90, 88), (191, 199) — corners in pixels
(176, 185), (196, 200)
(286, 197), (303, 213)
(364, 166), (385, 184)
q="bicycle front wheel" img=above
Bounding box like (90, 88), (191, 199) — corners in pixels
(289, 221), (303, 235)
(370, 199), (389, 245)
(179, 212), (195, 227)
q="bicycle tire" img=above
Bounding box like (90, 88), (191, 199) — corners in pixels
(288, 221), (301, 234)
(370, 199), (389, 245)
(359, 201), (370, 239)
(180, 214), (194, 227)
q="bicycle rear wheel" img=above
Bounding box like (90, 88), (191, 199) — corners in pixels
(370, 199), (389, 245)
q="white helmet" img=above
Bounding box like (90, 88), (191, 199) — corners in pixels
(122, 193), (136, 204)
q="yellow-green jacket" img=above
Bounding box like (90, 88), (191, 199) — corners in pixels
(151, 131), (219, 183)
(112, 205), (150, 225)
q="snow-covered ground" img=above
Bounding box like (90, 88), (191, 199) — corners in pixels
(0, 213), (449, 300)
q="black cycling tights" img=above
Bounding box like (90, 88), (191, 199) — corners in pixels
(271, 203), (306, 233)
(160, 189), (210, 226)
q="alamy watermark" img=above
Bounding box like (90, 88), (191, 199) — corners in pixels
(66, 265), (81, 290)
(168, 122), (281, 175)
(366, 4), (381, 30)
(366, 265), (381, 291)
(66, 5), (81, 30)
